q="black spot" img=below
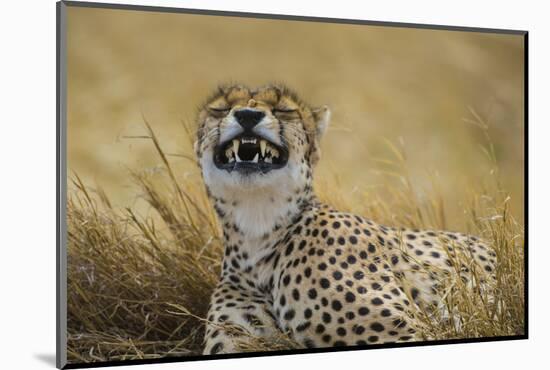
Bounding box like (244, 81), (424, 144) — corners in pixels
(322, 312), (332, 323)
(411, 288), (420, 300)
(391, 255), (399, 265)
(308, 288), (318, 299)
(368, 264), (378, 273)
(304, 308), (313, 319)
(415, 249), (424, 256)
(353, 271), (365, 280)
(368, 336), (379, 343)
(347, 255), (357, 264)
(370, 322), (385, 332)
(371, 297), (384, 305)
(381, 309), (392, 317)
(283, 275), (291, 286)
(284, 309), (295, 320)
(393, 318), (407, 328)
(210, 342), (224, 354)
(345, 292), (356, 303)
(316, 324), (325, 333)
(318, 262), (328, 271)
(296, 321), (311, 332)
(333, 221), (341, 229)
(345, 311), (355, 320)
(292, 289), (300, 301)
(304, 267), (312, 278)
(349, 236), (358, 245)
(285, 242), (294, 256)
(338, 237), (346, 245)
(368, 243), (376, 253)
(358, 307), (370, 316)
(336, 327), (347, 336)
(353, 325), (365, 335)
(320, 278), (330, 289)
(359, 251), (368, 259)
(332, 300), (343, 311)
(430, 251), (440, 258)
(333, 271), (343, 280)
(333, 340), (347, 347)
(406, 234), (417, 240)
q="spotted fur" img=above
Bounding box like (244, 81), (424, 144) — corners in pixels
(194, 84), (495, 354)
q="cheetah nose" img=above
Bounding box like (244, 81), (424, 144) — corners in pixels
(234, 109), (265, 131)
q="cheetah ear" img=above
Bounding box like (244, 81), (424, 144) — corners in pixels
(312, 105), (331, 138)
(309, 105), (330, 166)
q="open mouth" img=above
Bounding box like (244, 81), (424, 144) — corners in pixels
(213, 134), (289, 174)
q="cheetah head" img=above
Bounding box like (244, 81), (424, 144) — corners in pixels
(195, 84), (330, 198)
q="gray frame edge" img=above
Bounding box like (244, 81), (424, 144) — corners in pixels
(56, 1), (68, 369)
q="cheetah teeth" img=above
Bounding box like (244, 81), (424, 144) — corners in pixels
(260, 140), (267, 156)
(224, 137), (279, 163)
(241, 138), (257, 144)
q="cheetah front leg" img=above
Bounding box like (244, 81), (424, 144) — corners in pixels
(203, 282), (281, 355)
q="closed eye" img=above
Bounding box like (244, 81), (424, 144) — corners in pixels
(273, 108), (297, 113)
(208, 107), (231, 115)
(209, 107), (230, 112)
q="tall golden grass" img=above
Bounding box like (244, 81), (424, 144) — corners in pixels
(66, 120), (524, 364)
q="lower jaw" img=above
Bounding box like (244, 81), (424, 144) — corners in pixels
(216, 161), (285, 174)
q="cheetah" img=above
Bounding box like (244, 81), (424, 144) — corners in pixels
(194, 84), (496, 355)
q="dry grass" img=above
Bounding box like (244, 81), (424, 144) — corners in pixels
(66, 122), (524, 364)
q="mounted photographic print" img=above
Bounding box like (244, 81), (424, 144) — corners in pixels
(56, 1), (527, 368)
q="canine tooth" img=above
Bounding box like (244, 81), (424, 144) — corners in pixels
(225, 147), (233, 158)
(272, 148), (279, 158)
(252, 153), (259, 163)
(229, 157), (235, 163)
(260, 140), (267, 156)
(232, 139), (240, 155)
(265, 157), (272, 163)
(235, 152), (241, 162)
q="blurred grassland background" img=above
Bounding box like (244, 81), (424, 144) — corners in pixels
(67, 6), (524, 229)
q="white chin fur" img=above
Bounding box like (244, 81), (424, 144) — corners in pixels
(200, 149), (304, 238)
